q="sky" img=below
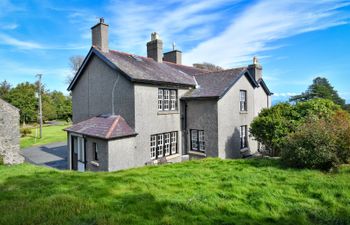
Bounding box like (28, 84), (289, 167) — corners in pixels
(0, 0), (350, 103)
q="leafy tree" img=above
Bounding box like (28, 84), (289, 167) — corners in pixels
(193, 62), (223, 72)
(290, 77), (345, 107)
(0, 80), (11, 99)
(6, 82), (37, 124)
(50, 91), (72, 121)
(250, 99), (340, 156)
(66, 55), (84, 84)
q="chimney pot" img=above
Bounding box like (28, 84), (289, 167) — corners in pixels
(248, 56), (262, 81)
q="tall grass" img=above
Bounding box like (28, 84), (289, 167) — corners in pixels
(0, 158), (349, 225)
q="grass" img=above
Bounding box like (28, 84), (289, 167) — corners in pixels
(20, 123), (70, 149)
(0, 159), (349, 225)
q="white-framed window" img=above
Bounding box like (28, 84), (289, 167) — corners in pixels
(158, 89), (163, 110)
(240, 125), (248, 149)
(170, 90), (177, 110)
(191, 130), (198, 151)
(150, 131), (178, 159)
(158, 88), (177, 111)
(157, 134), (164, 157)
(240, 90), (247, 111)
(190, 129), (205, 152)
(150, 135), (157, 159)
(164, 90), (170, 110)
(171, 132), (177, 154)
(164, 133), (170, 156)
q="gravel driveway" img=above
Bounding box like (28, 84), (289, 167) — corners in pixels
(21, 142), (67, 170)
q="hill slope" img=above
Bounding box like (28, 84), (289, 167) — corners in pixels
(0, 158), (349, 225)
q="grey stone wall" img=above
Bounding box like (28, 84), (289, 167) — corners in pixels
(0, 98), (24, 165)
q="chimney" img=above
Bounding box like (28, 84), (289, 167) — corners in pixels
(248, 56), (262, 81)
(163, 42), (182, 64)
(91, 18), (109, 52)
(147, 32), (163, 62)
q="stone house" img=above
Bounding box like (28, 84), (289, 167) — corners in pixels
(65, 19), (272, 172)
(0, 98), (24, 165)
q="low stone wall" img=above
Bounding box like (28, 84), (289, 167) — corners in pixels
(0, 99), (24, 165)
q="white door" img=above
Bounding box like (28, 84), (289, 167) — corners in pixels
(77, 137), (85, 172)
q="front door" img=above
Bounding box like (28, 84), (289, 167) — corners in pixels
(71, 135), (85, 172)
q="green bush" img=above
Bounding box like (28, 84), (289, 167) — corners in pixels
(20, 127), (32, 137)
(281, 110), (350, 170)
(250, 99), (340, 156)
(0, 155), (3, 165)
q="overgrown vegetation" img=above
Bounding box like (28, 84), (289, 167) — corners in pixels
(0, 80), (72, 124)
(1, 158), (350, 225)
(282, 110), (350, 170)
(20, 123), (70, 149)
(250, 99), (340, 156)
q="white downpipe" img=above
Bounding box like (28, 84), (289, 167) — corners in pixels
(111, 73), (120, 115)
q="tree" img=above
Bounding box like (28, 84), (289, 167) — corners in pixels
(250, 99), (340, 156)
(50, 91), (72, 121)
(0, 80), (11, 99)
(6, 82), (37, 124)
(193, 62), (223, 72)
(290, 77), (346, 107)
(66, 55), (84, 84)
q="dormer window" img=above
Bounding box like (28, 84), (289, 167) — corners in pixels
(158, 88), (178, 111)
(240, 90), (247, 111)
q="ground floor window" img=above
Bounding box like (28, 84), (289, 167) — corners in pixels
(93, 142), (98, 161)
(150, 131), (178, 159)
(240, 125), (248, 149)
(190, 129), (205, 152)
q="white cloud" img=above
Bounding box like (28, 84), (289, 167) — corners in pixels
(0, 33), (43, 49)
(0, 23), (18, 30)
(183, 0), (350, 67)
(273, 92), (299, 97)
(107, 0), (238, 53)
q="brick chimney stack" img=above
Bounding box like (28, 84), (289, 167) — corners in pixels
(91, 18), (109, 52)
(248, 56), (262, 81)
(163, 42), (182, 64)
(147, 32), (163, 63)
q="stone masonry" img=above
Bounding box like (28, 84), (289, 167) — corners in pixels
(0, 98), (24, 165)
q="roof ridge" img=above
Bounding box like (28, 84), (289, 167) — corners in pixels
(163, 61), (208, 71)
(195, 67), (247, 75)
(106, 116), (120, 138)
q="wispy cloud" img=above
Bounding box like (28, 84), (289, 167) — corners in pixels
(0, 23), (18, 30)
(0, 33), (43, 49)
(107, 0), (238, 53)
(0, 33), (88, 50)
(184, 0), (350, 67)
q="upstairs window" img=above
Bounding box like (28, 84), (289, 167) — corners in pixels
(190, 129), (205, 152)
(240, 90), (247, 111)
(158, 88), (178, 111)
(240, 125), (248, 149)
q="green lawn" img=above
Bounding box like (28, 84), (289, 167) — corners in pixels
(0, 158), (349, 225)
(20, 124), (70, 149)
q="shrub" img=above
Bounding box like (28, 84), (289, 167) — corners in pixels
(20, 127), (32, 137)
(0, 155), (3, 165)
(250, 99), (340, 156)
(281, 110), (350, 170)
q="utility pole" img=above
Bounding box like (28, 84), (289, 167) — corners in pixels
(36, 74), (43, 139)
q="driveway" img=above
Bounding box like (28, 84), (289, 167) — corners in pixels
(21, 142), (68, 170)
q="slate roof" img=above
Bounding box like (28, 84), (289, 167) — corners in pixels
(64, 114), (137, 140)
(182, 68), (256, 99)
(164, 61), (208, 75)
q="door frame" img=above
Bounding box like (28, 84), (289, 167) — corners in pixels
(70, 133), (86, 171)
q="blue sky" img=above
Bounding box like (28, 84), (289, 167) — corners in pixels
(1, 0), (350, 103)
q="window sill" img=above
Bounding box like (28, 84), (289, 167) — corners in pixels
(239, 111), (248, 114)
(151, 153), (180, 163)
(188, 150), (206, 156)
(157, 111), (179, 115)
(240, 147), (249, 153)
(91, 161), (100, 167)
